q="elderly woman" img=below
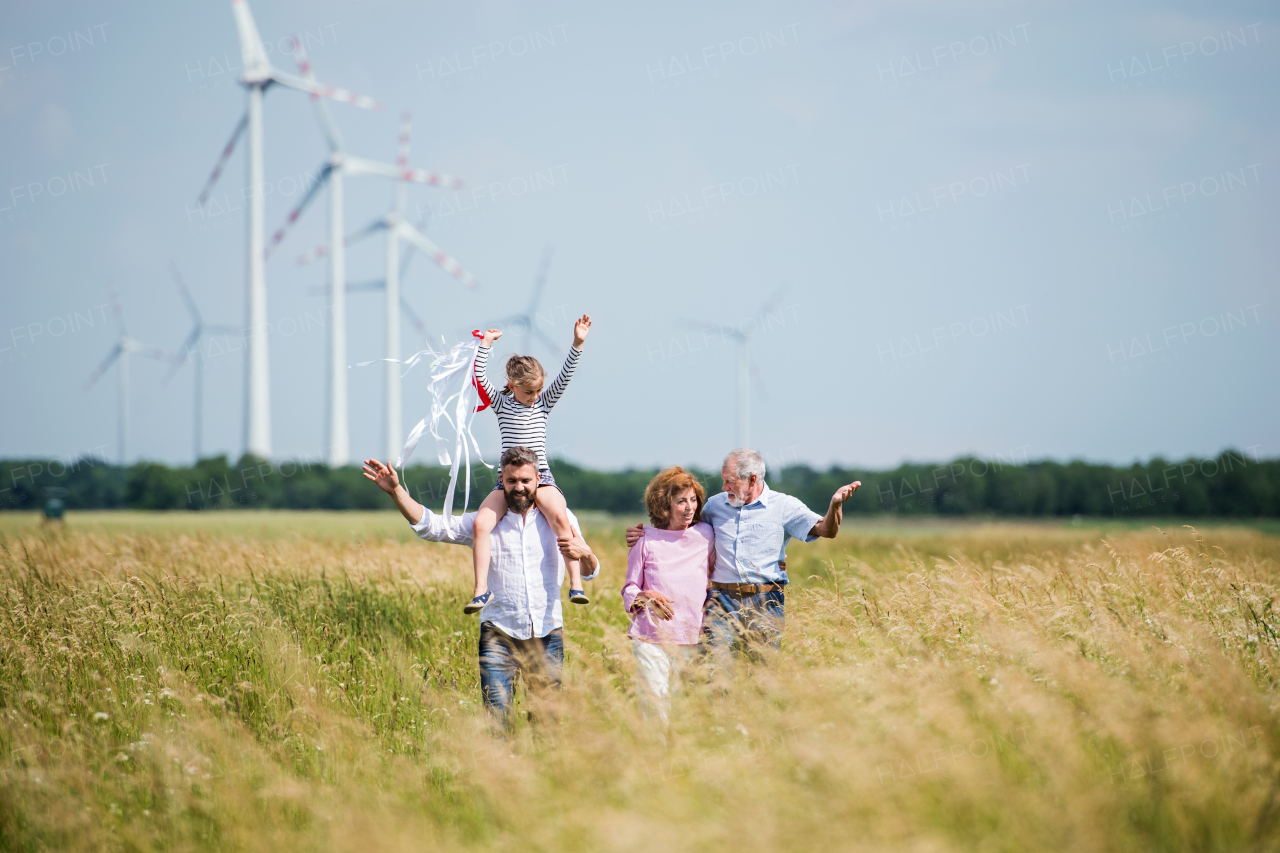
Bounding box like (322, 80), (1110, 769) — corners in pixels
(622, 466), (715, 725)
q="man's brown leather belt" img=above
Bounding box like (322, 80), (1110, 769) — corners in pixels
(711, 581), (785, 594)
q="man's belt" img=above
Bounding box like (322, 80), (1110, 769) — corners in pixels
(711, 581), (785, 594)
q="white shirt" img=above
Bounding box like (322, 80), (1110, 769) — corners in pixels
(410, 504), (600, 640)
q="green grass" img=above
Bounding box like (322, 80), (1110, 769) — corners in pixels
(0, 511), (1278, 851)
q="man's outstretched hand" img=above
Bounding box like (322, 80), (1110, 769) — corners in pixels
(363, 459), (401, 495)
(811, 481), (860, 539)
(832, 481), (861, 506)
(625, 523), (644, 547)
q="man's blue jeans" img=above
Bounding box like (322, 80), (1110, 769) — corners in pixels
(701, 587), (785, 677)
(478, 621), (564, 720)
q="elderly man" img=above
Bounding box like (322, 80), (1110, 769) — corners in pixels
(364, 446), (601, 721)
(627, 448), (859, 665)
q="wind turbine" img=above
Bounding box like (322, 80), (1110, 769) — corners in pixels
(165, 264), (242, 463)
(302, 210), (434, 342)
(302, 210), (447, 461)
(193, 0), (384, 461)
(84, 285), (173, 465)
(488, 245), (561, 359)
(265, 43), (473, 466)
(346, 112), (481, 460)
(680, 285), (789, 449)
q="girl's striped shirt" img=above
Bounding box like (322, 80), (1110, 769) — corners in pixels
(474, 344), (581, 471)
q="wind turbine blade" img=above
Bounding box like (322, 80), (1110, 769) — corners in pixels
(297, 244), (328, 266)
(85, 344), (123, 390)
(295, 217), (384, 267)
(399, 242), (417, 277)
(397, 111), (412, 168)
(269, 68), (385, 111)
(345, 155), (463, 188)
(125, 337), (175, 363)
(347, 216), (388, 245)
(289, 36), (343, 151)
(527, 244), (554, 315)
(163, 329), (202, 384)
(195, 112), (247, 206)
(169, 261), (201, 325)
(394, 111), (412, 212)
(396, 222), (479, 289)
(230, 0), (270, 76)
(401, 165), (464, 188)
(265, 163), (333, 259)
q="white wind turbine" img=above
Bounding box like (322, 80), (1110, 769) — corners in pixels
(488, 246), (561, 359)
(194, 0), (384, 461)
(346, 112), (481, 460)
(84, 285), (174, 465)
(679, 285), (789, 449)
(265, 44), (474, 465)
(164, 264), (242, 463)
(301, 211), (435, 342)
(300, 207), (466, 461)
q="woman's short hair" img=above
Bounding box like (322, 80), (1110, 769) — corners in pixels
(644, 466), (706, 528)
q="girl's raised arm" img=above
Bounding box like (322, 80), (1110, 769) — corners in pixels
(541, 342), (582, 409)
(473, 330), (502, 402)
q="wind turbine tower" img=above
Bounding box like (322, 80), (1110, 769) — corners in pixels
(682, 284), (789, 450)
(166, 264), (242, 462)
(84, 285), (173, 464)
(489, 246), (561, 361)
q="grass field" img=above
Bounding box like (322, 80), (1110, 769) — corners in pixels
(1, 510), (1278, 851)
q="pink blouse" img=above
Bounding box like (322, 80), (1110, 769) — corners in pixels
(622, 522), (715, 645)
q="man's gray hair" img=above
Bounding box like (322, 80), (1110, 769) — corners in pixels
(723, 448), (766, 481)
(500, 446), (539, 471)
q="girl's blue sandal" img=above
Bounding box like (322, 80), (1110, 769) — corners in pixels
(569, 589), (590, 604)
(464, 591), (492, 614)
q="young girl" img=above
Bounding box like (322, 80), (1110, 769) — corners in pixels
(465, 314), (592, 613)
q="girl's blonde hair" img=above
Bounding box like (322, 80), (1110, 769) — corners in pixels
(502, 353), (545, 394)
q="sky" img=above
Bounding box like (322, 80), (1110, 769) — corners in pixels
(1, 0), (1277, 473)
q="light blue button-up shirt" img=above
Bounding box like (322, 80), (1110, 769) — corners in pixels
(702, 483), (823, 585)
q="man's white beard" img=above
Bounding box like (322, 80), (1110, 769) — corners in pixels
(727, 491), (746, 508)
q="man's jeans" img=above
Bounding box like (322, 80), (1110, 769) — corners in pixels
(701, 587), (785, 677)
(478, 621), (564, 720)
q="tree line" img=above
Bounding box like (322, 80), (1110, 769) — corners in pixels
(1, 449), (1276, 518)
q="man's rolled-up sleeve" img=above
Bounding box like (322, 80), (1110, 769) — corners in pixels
(410, 508), (476, 546)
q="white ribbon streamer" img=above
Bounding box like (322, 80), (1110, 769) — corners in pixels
(352, 336), (490, 534)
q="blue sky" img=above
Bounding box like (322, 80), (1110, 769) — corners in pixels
(1, 0), (1276, 471)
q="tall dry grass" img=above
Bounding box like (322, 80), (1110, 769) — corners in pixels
(0, 513), (1277, 852)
